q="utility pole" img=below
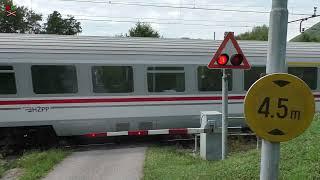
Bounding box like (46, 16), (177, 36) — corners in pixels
(260, 0), (288, 179)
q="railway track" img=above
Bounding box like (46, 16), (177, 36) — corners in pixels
(0, 128), (256, 156)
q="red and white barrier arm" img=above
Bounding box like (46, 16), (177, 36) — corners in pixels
(83, 128), (211, 138)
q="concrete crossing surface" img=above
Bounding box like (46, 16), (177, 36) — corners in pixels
(43, 146), (146, 180)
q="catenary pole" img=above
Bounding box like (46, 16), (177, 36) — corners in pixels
(260, 0), (288, 180)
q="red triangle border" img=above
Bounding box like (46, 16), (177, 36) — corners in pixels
(207, 32), (251, 70)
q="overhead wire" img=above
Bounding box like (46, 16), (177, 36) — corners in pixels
(39, 0), (319, 33)
(46, 1), (257, 29)
(55, 0), (312, 16)
(77, 18), (256, 28)
(39, 9), (268, 28)
(50, 14), (267, 24)
(38, 0), (320, 30)
(39, 11), (267, 27)
(82, 0), (271, 9)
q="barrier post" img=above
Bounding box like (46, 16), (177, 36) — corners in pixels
(200, 111), (222, 160)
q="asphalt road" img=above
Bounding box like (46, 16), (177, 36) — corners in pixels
(43, 146), (146, 180)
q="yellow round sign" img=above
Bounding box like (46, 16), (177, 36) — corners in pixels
(244, 73), (315, 142)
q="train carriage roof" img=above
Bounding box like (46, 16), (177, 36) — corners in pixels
(0, 33), (320, 66)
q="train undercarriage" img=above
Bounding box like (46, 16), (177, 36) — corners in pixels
(0, 126), (58, 156)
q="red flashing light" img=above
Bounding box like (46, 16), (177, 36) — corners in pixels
(217, 54), (229, 65)
(128, 130), (148, 136)
(231, 54), (244, 66)
(84, 132), (108, 137)
(5, 5), (10, 11)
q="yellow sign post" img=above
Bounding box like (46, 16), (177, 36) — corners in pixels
(244, 73), (315, 142)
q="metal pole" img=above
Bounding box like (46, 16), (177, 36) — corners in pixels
(194, 134), (198, 153)
(260, 0), (288, 180)
(266, 0), (288, 74)
(300, 20), (304, 33)
(222, 68), (228, 160)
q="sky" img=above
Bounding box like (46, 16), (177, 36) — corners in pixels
(12, 0), (320, 40)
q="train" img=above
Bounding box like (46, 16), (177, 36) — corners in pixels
(0, 33), (320, 149)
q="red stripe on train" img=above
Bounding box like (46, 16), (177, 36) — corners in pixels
(0, 95), (319, 106)
(0, 96), (245, 105)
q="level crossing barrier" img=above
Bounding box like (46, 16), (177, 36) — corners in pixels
(82, 111), (256, 160)
(83, 127), (212, 138)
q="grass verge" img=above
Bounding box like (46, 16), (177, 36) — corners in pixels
(143, 117), (320, 180)
(16, 149), (70, 180)
(0, 149), (69, 180)
(0, 160), (5, 177)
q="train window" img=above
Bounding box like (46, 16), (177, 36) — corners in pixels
(197, 66), (232, 91)
(92, 66), (133, 93)
(244, 66), (266, 90)
(147, 66), (185, 92)
(0, 66), (17, 94)
(288, 67), (317, 90)
(31, 65), (78, 94)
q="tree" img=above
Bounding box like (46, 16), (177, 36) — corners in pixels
(0, 0), (42, 33)
(291, 32), (320, 42)
(44, 11), (81, 35)
(236, 25), (269, 41)
(128, 22), (160, 38)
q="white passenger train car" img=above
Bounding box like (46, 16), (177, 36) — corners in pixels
(0, 33), (319, 140)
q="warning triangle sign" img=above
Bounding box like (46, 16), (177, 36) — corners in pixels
(207, 32), (251, 70)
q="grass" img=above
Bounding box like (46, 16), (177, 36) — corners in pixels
(0, 160), (6, 177)
(0, 162), (6, 177)
(143, 116), (320, 180)
(0, 155), (21, 178)
(0, 149), (69, 180)
(16, 149), (70, 180)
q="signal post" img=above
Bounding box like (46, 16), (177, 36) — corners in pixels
(207, 32), (250, 160)
(221, 68), (228, 160)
